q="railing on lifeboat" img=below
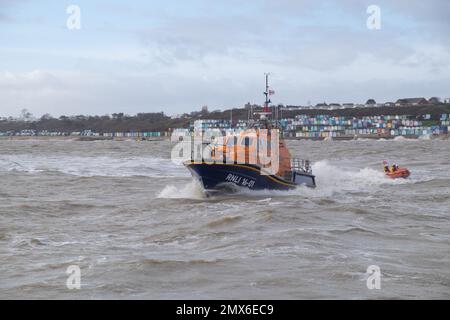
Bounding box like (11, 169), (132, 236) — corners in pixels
(291, 158), (313, 174)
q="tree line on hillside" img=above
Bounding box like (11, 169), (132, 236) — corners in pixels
(0, 111), (190, 133)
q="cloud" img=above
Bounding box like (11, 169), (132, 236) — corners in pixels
(2, 39), (449, 117)
(0, 0), (28, 23)
(1, 0), (450, 116)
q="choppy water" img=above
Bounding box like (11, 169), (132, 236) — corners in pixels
(0, 138), (449, 299)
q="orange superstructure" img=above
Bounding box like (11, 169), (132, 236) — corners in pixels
(209, 129), (292, 179)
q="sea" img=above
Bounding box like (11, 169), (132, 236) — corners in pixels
(0, 138), (449, 299)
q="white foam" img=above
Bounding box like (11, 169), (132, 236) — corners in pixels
(0, 155), (188, 178)
(229, 160), (413, 199)
(157, 180), (206, 200)
(314, 160), (390, 186)
(392, 136), (431, 142)
(418, 135), (432, 140)
(316, 160), (413, 190)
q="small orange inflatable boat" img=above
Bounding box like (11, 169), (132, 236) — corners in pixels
(385, 168), (410, 179)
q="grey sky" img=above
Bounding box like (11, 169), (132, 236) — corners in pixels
(0, 0), (449, 117)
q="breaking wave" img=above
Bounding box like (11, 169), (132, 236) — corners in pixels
(157, 180), (206, 200)
(0, 155), (187, 178)
(312, 160), (409, 188)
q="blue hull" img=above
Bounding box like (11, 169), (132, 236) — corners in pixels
(185, 162), (316, 192)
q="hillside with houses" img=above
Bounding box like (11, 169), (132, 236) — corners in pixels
(1, 97), (450, 139)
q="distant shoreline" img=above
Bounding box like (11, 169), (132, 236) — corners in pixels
(0, 136), (168, 142)
(287, 134), (448, 141)
(1, 135), (447, 142)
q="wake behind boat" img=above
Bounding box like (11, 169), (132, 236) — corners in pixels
(184, 74), (316, 193)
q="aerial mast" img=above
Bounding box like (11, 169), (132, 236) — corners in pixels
(258, 72), (272, 121)
(264, 72), (270, 113)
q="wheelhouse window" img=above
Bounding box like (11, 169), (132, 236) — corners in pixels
(226, 137), (236, 147)
(242, 137), (253, 146)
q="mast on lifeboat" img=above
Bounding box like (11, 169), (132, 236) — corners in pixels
(261, 72), (272, 120)
(252, 72), (273, 129)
